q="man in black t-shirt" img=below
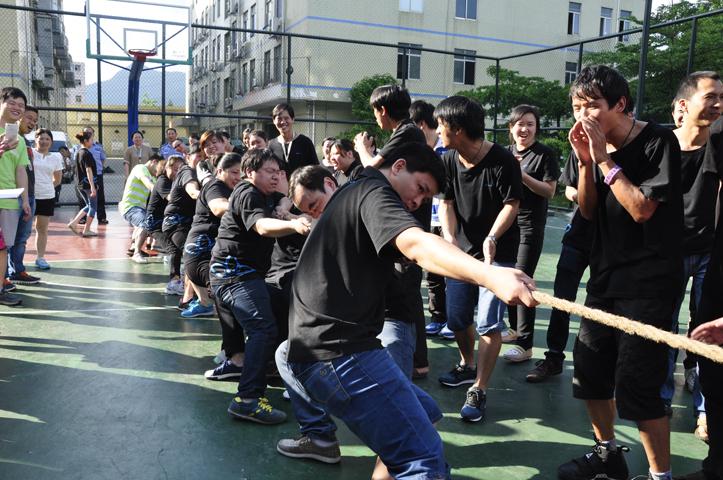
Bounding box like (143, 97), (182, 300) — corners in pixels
(558, 65), (683, 480)
(661, 72), (722, 431)
(267, 103), (319, 175)
(433, 96), (523, 425)
(353, 84), (427, 168)
(280, 143), (535, 478)
(209, 149), (310, 426)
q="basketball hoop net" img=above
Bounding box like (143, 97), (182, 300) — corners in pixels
(128, 48), (158, 62)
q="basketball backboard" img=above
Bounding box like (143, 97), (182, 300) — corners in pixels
(85, 0), (191, 65)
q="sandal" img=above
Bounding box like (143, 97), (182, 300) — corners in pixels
(82, 231), (98, 237)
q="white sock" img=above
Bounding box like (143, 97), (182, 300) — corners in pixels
(596, 439), (616, 461)
(649, 470), (672, 480)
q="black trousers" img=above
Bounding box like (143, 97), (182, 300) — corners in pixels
(426, 227), (446, 323)
(96, 174), (107, 221)
(159, 224), (190, 279)
(544, 243), (589, 359)
(508, 236), (545, 350)
(699, 357), (723, 479)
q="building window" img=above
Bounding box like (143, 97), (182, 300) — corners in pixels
(273, 44), (282, 81)
(263, 50), (271, 84)
(216, 0), (221, 18)
(564, 61), (578, 84)
(224, 77), (231, 99)
(397, 43), (421, 80)
(212, 38), (217, 61)
(618, 10), (632, 42)
(243, 11), (248, 42)
(399, 0), (423, 13)
(230, 70), (236, 95)
(75, 95), (82, 102)
(250, 59), (256, 87)
(250, 4), (256, 36)
(455, 0), (476, 20)
(453, 49), (476, 85)
(568, 2), (581, 35)
(275, 0), (282, 17)
(264, 0), (272, 28)
(600, 7), (613, 36)
(242, 63), (248, 93)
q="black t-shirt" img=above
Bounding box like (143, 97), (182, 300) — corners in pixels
(379, 119), (427, 160)
(76, 148), (97, 188)
(586, 122), (683, 299)
(266, 229), (306, 288)
(268, 134), (319, 175)
(185, 178), (233, 254)
(287, 167), (421, 363)
(439, 144), (522, 263)
(164, 164), (198, 219)
(210, 181), (283, 285)
(333, 159), (364, 186)
(559, 152), (593, 253)
(146, 174), (173, 232)
(680, 145), (720, 254)
(509, 142), (560, 240)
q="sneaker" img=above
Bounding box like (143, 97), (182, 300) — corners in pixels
(131, 252), (148, 264)
(10, 272), (41, 285)
(438, 324), (456, 340)
(35, 258), (50, 270)
(3, 279), (17, 292)
(695, 416), (709, 443)
(276, 435), (341, 464)
(503, 345), (532, 362)
(526, 356), (563, 383)
(425, 321), (446, 336)
(460, 387), (486, 422)
(177, 298), (198, 311)
(81, 230), (98, 237)
(205, 360), (244, 381)
(684, 367), (698, 393)
(165, 279), (184, 296)
(228, 396), (287, 425)
(558, 440), (630, 480)
(181, 302), (215, 318)
(501, 328), (519, 343)
(0, 290), (22, 306)
(98, 219), (109, 225)
(439, 364), (477, 388)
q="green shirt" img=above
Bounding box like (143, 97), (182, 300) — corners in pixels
(119, 163), (155, 214)
(0, 126), (30, 210)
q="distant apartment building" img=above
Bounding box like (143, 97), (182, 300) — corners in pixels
(0, 0), (75, 131)
(187, 0), (643, 142)
(66, 62), (85, 106)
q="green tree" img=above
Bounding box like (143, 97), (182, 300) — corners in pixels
(582, 0), (723, 122)
(140, 93), (159, 108)
(338, 74), (397, 144)
(457, 66), (570, 126)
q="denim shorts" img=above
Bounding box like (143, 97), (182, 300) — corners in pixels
(123, 206), (147, 228)
(445, 261), (514, 335)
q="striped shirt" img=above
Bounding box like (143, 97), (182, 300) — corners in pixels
(119, 164), (155, 214)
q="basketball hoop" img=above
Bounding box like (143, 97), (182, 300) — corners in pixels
(128, 48), (157, 62)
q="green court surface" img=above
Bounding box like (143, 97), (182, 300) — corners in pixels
(0, 211), (708, 479)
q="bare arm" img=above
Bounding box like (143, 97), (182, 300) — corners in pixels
(521, 172), (556, 199)
(52, 171), (62, 187)
(564, 186), (578, 203)
(570, 120), (598, 220)
(354, 132), (383, 168)
(482, 200), (519, 264)
(395, 227), (537, 307)
(438, 199), (458, 245)
(596, 159), (659, 223)
(16, 166), (30, 219)
(208, 197), (230, 217)
(253, 216), (310, 237)
(184, 181), (201, 200)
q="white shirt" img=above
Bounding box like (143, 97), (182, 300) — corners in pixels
(32, 150), (64, 200)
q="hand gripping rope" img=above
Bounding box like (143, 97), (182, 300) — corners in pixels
(531, 291), (723, 364)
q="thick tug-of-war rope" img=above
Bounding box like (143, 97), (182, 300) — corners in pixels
(531, 291), (723, 365)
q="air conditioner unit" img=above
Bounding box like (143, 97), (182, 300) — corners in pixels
(196, 102), (207, 109)
(230, 2), (238, 14)
(224, 97), (233, 109)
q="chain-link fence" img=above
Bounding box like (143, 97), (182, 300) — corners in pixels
(1, 3), (721, 205)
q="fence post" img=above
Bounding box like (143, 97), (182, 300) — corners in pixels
(493, 59), (500, 143)
(401, 46), (408, 88)
(285, 35), (292, 105)
(161, 24), (167, 136)
(577, 42), (583, 73)
(687, 17), (698, 75)
(95, 21), (103, 144)
(635, 0), (653, 118)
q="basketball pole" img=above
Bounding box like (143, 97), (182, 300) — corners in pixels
(127, 54), (145, 146)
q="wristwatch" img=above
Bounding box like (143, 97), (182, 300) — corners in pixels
(486, 234), (497, 244)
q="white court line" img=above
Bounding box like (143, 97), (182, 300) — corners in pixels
(48, 257), (158, 263)
(0, 305), (170, 316)
(40, 281), (165, 292)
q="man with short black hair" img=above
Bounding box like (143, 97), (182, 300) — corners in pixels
(559, 65), (683, 480)
(281, 142), (535, 478)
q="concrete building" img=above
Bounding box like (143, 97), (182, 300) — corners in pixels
(66, 62), (86, 106)
(187, 0), (644, 143)
(0, 0), (75, 131)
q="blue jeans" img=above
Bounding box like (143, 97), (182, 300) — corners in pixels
(8, 196), (35, 276)
(445, 261), (514, 335)
(282, 346), (448, 479)
(378, 319), (416, 378)
(213, 277), (278, 399)
(661, 253), (708, 415)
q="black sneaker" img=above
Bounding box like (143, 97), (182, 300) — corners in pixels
(526, 356), (563, 383)
(438, 364), (477, 387)
(98, 219), (109, 225)
(228, 396), (287, 425)
(460, 387), (486, 422)
(558, 440), (630, 480)
(0, 290), (22, 306)
(276, 435), (341, 464)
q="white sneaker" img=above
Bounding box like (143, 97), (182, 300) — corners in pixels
(503, 345), (532, 362)
(165, 279), (184, 295)
(501, 328), (519, 343)
(131, 252), (148, 264)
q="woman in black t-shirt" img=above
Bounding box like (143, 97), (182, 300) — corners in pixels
(503, 105), (560, 361)
(67, 131), (99, 237)
(268, 103), (319, 175)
